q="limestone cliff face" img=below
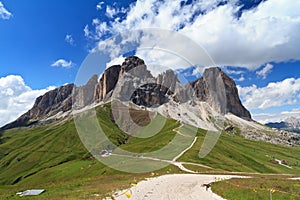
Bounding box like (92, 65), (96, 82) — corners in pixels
(156, 69), (178, 93)
(1, 83), (75, 130)
(117, 58), (178, 107)
(1, 56), (252, 130)
(191, 67), (251, 120)
(94, 65), (121, 102)
(28, 83), (74, 118)
(94, 56), (153, 102)
(74, 75), (98, 108)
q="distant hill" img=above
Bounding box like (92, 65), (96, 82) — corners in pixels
(266, 117), (300, 133)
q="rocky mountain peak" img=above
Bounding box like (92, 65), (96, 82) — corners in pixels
(1, 56), (252, 130)
(94, 65), (121, 102)
(285, 117), (300, 128)
(156, 69), (178, 92)
(73, 75), (98, 108)
(266, 117), (300, 133)
(202, 67), (222, 77)
(191, 67), (251, 120)
(121, 56), (145, 73)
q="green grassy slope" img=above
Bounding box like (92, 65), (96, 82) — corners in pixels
(212, 176), (300, 200)
(0, 103), (300, 199)
(179, 130), (300, 174)
(0, 120), (87, 185)
(0, 104), (128, 185)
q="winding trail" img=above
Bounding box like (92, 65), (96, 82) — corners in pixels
(111, 122), (211, 173)
(104, 122), (297, 199)
(172, 136), (198, 162)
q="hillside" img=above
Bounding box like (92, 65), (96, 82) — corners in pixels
(2, 56), (299, 147)
(1, 56), (300, 199)
(0, 103), (300, 199)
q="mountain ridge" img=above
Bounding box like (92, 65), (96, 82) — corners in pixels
(266, 117), (300, 133)
(2, 56), (250, 130)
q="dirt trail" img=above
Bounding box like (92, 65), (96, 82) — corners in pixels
(111, 122), (211, 173)
(113, 174), (246, 200)
(172, 137), (198, 162)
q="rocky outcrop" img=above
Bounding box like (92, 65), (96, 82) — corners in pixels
(1, 56), (252, 130)
(112, 56), (155, 102)
(129, 69), (180, 107)
(156, 69), (178, 93)
(121, 56), (146, 73)
(28, 83), (74, 118)
(191, 67), (251, 120)
(1, 84), (75, 130)
(130, 83), (173, 107)
(74, 75), (98, 108)
(94, 65), (121, 102)
(94, 56), (154, 102)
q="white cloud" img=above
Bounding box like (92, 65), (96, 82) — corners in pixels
(0, 1), (12, 20)
(252, 108), (300, 124)
(281, 108), (300, 116)
(87, 0), (300, 71)
(106, 55), (126, 68)
(94, 28), (215, 77)
(106, 5), (118, 18)
(0, 75), (55, 127)
(65, 34), (75, 46)
(238, 77), (300, 123)
(236, 75), (245, 82)
(51, 59), (73, 68)
(96, 1), (104, 10)
(224, 68), (245, 75)
(256, 63), (273, 79)
(105, 5), (128, 19)
(84, 25), (91, 38)
(238, 78), (300, 110)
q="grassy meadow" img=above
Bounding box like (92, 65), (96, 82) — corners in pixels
(0, 103), (299, 199)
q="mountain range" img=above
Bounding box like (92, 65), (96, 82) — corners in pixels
(1, 56), (299, 146)
(2, 56), (250, 128)
(266, 117), (300, 133)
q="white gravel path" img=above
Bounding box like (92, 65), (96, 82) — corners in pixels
(111, 174), (246, 200)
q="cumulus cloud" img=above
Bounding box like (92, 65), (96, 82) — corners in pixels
(0, 75), (55, 127)
(86, 0), (300, 71)
(237, 77), (300, 123)
(65, 34), (75, 46)
(51, 59), (73, 68)
(0, 1), (12, 20)
(105, 5), (118, 18)
(252, 108), (300, 124)
(238, 78), (300, 110)
(256, 63), (273, 79)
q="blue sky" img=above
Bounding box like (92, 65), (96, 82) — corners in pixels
(0, 0), (299, 126)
